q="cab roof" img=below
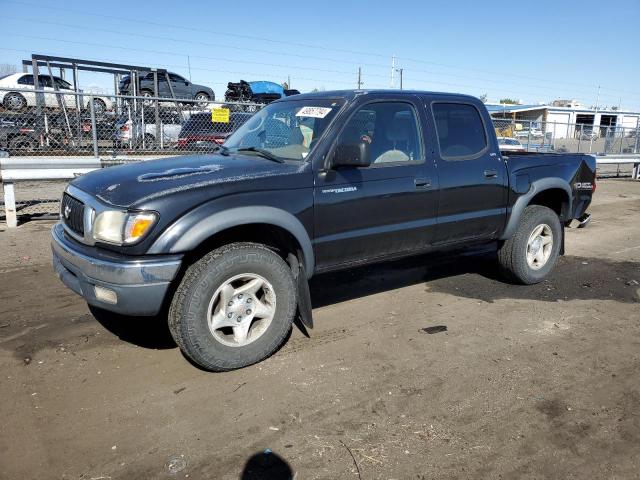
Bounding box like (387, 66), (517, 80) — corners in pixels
(277, 89), (479, 102)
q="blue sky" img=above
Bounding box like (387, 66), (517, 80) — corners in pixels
(2, 0), (639, 109)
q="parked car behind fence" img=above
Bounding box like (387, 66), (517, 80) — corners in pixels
(0, 73), (113, 114)
(119, 72), (215, 103)
(177, 111), (252, 150)
(114, 110), (189, 149)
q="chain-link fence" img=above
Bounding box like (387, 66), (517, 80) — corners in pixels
(491, 117), (640, 154)
(3, 85), (639, 158)
(0, 87), (263, 156)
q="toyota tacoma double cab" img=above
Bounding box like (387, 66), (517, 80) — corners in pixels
(52, 90), (596, 371)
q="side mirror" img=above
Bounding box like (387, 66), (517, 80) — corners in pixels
(332, 141), (371, 168)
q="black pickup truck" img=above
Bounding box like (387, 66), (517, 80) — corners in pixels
(52, 90), (596, 371)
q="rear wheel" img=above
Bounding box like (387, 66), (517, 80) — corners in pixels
(168, 243), (297, 371)
(497, 205), (562, 284)
(140, 90), (154, 106)
(91, 98), (106, 115)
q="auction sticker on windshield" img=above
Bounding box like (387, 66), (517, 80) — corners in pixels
(296, 106), (332, 118)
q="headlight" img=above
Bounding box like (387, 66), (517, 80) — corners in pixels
(93, 211), (157, 245)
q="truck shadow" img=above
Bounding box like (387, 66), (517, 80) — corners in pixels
(89, 305), (177, 350)
(90, 249), (639, 351)
(310, 250), (640, 307)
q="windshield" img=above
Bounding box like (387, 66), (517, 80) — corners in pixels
(223, 98), (345, 161)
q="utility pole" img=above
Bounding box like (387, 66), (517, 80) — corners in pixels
(288, 75), (291, 89)
(589, 85), (600, 154)
(357, 67), (363, 89)
(187, 55), (192, 82)
(399, 68), (403, 90)
(390, 55), (396, 88)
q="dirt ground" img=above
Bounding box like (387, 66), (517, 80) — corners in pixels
(1, 179), (639, 480)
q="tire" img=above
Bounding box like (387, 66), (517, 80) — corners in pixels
(497, 205), (562, 285)
(9, 136), (36, 153)
(194, 92), (210, 102)
(143, 134), (157, 150)
(3, 92), (27, 111)
(168, 243), (297, 371)
(140, 90), (154, 106)
(91, 98), (106, 115)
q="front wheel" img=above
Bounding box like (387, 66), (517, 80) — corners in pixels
(3, 92), (27, 111)
(497, 205), (562, 284)
(168, 243), (297, 371)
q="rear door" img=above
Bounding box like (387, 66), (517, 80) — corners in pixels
(427, 98), (508, 244)
(36, 75), (56, 107)
(168, 73), (190, 99)
(313, 95), (438, 269)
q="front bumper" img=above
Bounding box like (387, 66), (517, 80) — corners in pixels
(51, 223), (182, 316)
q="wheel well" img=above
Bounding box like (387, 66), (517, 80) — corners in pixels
(529, 188), (569, 220)
(184, 223), (305, 269)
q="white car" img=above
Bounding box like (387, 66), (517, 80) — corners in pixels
(113, 111), (187, 149)
(0, 73), (113, 114)
(497, 137), (526, 152)
(514, 128), (544, 139)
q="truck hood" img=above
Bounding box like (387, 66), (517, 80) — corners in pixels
(71, 154), (305, 208)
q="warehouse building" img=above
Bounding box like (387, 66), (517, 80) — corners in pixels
(486, 101), (640, 139)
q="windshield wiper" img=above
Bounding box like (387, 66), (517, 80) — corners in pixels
(235, 147), (285, 163)
(213, 145), (230, 156)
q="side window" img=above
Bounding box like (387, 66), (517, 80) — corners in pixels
(432, 103), (487, 160)
(339, 102), (423, 165)
(17, 74), (34, 86)
(54, 77), (72, 90)
(37, 76), (53, 88)
(169, 73), (186, 83)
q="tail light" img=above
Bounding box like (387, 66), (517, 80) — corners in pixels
(120, 124), (129, 132)
(592, 176), (597, 192)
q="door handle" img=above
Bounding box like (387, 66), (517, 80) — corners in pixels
(414, 177), (431, 188)
(484, 169), (498, 178)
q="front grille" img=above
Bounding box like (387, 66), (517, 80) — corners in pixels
(61, 192), (85, 236)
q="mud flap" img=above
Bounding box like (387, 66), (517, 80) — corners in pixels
(287, 253), (313, 330)
(560, 224), (565, 256)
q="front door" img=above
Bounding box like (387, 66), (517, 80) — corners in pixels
(313, 97), (438, 269)
(427, 99), (508, 244)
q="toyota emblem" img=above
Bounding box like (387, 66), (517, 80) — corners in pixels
(64, 205), (71, 219)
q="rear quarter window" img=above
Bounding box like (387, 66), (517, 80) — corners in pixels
(432, 102), (488, 160)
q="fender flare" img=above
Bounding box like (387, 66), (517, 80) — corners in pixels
(148, 205), (315, 278)
(500, 178), (572, 240)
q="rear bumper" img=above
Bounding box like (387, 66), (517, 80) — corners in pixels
(51, 223), (182, 316)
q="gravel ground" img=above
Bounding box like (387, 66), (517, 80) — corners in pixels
(0, 179), (639, 480)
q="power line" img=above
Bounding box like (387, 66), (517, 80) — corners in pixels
(6, 28), (635, 105)
(6, 1), (636, 99)
(3, 0), (390, 60)
(3, 16), (391, 71)
(7, 33), (389, 80)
